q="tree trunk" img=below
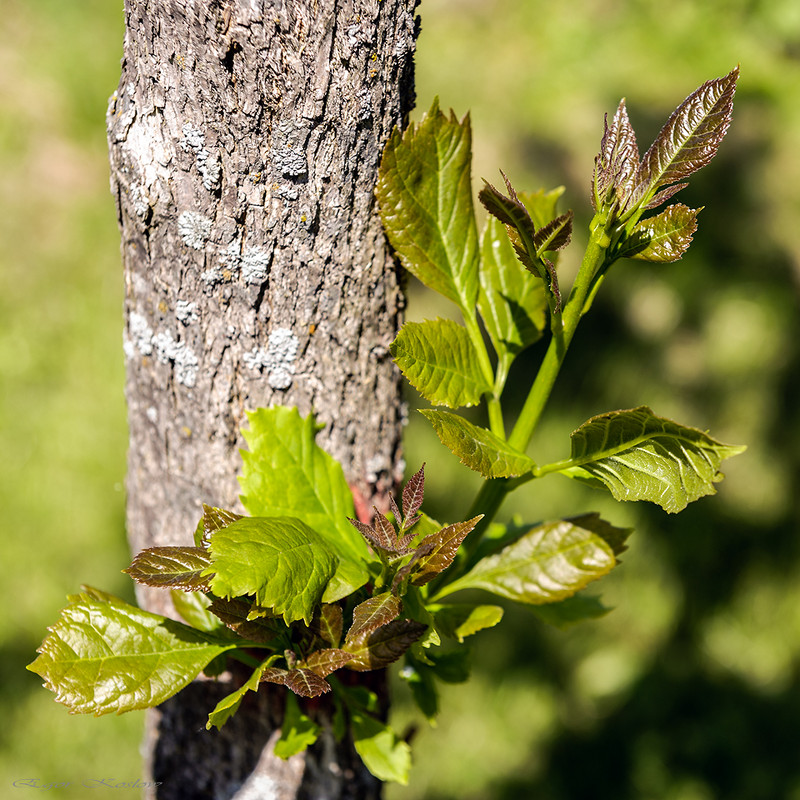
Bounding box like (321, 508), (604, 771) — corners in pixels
(107, 1), (418, 797)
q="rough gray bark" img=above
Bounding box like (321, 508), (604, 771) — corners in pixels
(107, 1), (418, 797)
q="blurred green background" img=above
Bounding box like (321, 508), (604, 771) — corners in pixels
(4, 1), (800, 798)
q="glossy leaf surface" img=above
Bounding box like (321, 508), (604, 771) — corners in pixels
(435, 518), (618, 604)
(28, 590), (236, 715)
(261, 667), (331, 698)
(303, 648), (353, 678)
(624, 204), (700, 262)
(377, 98), (479, 312)
(124, 546), (212, 592)
(206, 517), (338, 624)
(634, 67), (738, 203)
(407, 516), (483, 586)
(479, 213), (546, 359)
(567, 406), (746, 513)
(206, 659), (274, 730)
(206, 596), (283, 644)
(344, 618), (428, 671)
(390, 319), (491, 408)
(593, 98), (640, 210)
(170, 590), (228, 634)
(348, 593), (401, 641)
(421, 409), (535, 478)
(198, 504), (243, 546)
(432, 603), (504, 642)
(351, 711), (412, 785)
(239, 407), (370, 601)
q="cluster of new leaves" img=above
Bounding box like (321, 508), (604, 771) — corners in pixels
(377, 79), (744, 516)
(592, 66), (739, 266)
(27, 409), (487, 784)
(29, 71), (747, 789)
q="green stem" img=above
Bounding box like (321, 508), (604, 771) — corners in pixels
(464, 311), (506, 438)
(508, 221), (609, 451)
(455, 217), (611, 564)
(486, 395), (505, 439)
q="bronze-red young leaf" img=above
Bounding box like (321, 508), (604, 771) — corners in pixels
(410, 516), (483, 586)
(124, 546), (212, 591)
(402, 463), (426, 522)
(201, 505), (244, 545)
(344, 618), (428, 671)
(593, 99), (640, 210)
(206, 596), (282, 644)
(308, 604), (343, 648)
(302, 648), (353, 678)
(634, 66), (738, 203)
(348, 592), (402, 640)
(261, 667), (331, 698)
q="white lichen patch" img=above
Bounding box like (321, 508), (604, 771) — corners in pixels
(175, 300), (199, 325)
(273, 120), (308, 178)
(123, 109), (172, 196)
(202, 239), (241, 285)
(145, 406), (158, 423)
(178, 211), (212, 250)
(124, 311), (198, 388)
(128, 311), (154, 355)
(129, 182), (150, 218)
(241, 247), (271, 284)
(243, 327), (299, 389)
(152, 330), (199, 388)
(180, 122), (221, 191)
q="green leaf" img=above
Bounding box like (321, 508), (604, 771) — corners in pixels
(28, 589), (237, 715)
(348, 593), (401, 641)
(399, 657), (439, 720)
(619, 204), (701, 262)
(124, 546), (212, 591)
(572, 513), (632, 558)
(239, 407), (370, 602)
(377, 97), (480, 312)
(170, 590), (228, 634)
(530, 594), (611, 629)
(206, 657), (276, 730)
(434, 518), (618, 604)
(206, 517), (339, 625)
(479, 213), (546, 360)
(421, 409), (536, 478)
(344, 618), (428, 671)
(431, 603), (504, 642)
(566, 406), (746, 513)
(427, 649), (472, 684)
(351, 711), (412, 785)
(274, 692), (321, 759)
(633, 67), (738, 206)
(390, 319), (491, 408)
